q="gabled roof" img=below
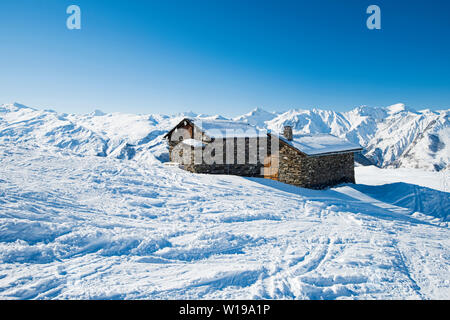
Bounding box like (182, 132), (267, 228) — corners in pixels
(164, 118), (268, 139)
(190, 119), (268, 138)
(165, 118), (362, 156)
(276, 133), (363, 156)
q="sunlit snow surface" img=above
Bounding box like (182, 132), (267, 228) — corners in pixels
(0, 103), (449, 299)
(0, 144), (448, 299)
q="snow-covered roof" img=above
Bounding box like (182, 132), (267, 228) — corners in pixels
(191, 119), (268, 138)
(278, 133), (362, 156)
(166, 118), (362, 155)
(181, 138), (205, 148)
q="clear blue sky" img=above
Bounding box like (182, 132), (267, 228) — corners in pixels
(0, 0), (449, 116)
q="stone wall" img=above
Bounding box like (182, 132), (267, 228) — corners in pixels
(278, 143), (355, 189)
(172, 137), (272, 177)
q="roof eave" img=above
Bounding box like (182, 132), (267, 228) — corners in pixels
(163, 118), (195, 139)
(305, 148), (364, 157)
(269, 133), (363, 157)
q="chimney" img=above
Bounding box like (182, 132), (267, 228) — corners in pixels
(283, 126), (293, 141)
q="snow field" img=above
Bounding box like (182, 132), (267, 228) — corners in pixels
(0, 146), (448, 299)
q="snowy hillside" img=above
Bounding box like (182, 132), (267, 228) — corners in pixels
(0, 143), (449, 299)
(0, 102), (448, 171)
(0, 102), (449, 299)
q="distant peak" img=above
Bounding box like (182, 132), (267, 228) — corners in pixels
(90, 109), (106, 116)
(355, 104), (375, 111)
(385, 103), (415, 114)
(237, 107), (271, 117)
(177, 111), (198, 118)
(251, 107), (269, 113)
(1, 102), (36, 112)
(13, 102), (30, 108)
(197, 114), (229, 121)
(386, 103), (405, 113)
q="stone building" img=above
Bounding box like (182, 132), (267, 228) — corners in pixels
(164, 118), (362, 189)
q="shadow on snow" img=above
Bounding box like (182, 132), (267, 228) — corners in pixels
(244, 177), (449, 225)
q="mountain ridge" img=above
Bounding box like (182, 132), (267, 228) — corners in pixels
(0, 102), (448, 171)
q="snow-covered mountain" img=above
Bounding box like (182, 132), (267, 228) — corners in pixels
(233, 107), (280, 128)
(0, 103), (177, 165)
(0, 102), (448, 171)
(239, 104), (449, 171)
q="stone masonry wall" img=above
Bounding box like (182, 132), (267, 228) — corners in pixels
(174, 137), (272, 177)
(278, 143), (355, 189)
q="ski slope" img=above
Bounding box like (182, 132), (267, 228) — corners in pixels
(0, 145), (448, 299)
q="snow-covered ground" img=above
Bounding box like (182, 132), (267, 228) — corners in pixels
(0, 102), (448, 299)
(0, 144), (448, 299)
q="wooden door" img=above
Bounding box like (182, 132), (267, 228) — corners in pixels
(264, 155), (279, 180)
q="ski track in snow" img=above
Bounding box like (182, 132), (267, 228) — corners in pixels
(0, 145), (449, 300)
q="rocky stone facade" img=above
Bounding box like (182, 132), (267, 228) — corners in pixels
(277, 142), (355, 189)
(172, 137), (270, 177)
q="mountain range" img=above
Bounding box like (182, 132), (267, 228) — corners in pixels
(0, 102), (448, 171)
